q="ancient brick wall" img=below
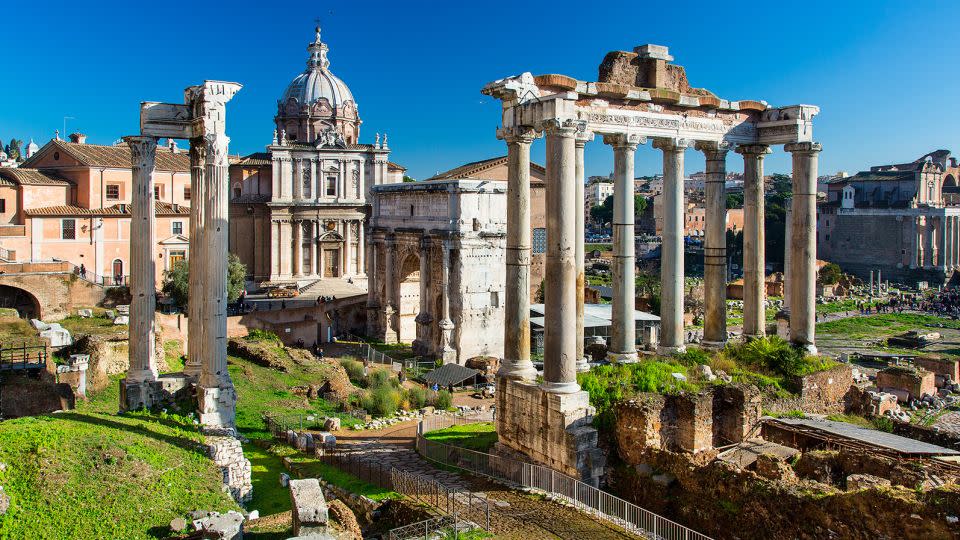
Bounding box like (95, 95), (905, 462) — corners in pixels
(914, 356), (959, 385)
(876, 367), (936, 400)
(793, 364), (854, 413)
(0, 273), (106, 320)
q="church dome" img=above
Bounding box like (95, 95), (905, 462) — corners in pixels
(280, 26), (355, 109)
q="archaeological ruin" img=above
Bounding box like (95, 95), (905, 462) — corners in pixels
(484, 44), (822, 482)
(121, 80), (242, 429)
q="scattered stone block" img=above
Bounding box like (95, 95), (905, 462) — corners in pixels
(247, 510), (259, 521)
(290, 478), (329, 536)
(0, 486), (8, 516)
(322, 417), (341, 431)
(40, 322), (72, 347)
(280, 472), (290, 487)
(316, 432), (336, 448)
(170, 517), (188, 532)
(77, 308), (93, 318)
(105, 310), (115, 319)
(846, 473), (891, 491)
(116, 304), (130, 315)
(112, 315), (129, 325)
(30, 319), (49, 331)
(192, 510), (244, 540)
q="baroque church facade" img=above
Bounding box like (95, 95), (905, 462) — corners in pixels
(229, 26), (405, 285)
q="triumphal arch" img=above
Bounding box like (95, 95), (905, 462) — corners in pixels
(484, 44), (820, 483)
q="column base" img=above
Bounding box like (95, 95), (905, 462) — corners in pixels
(657, 344), (686, 356)
(742, 333), (766, 341)
(792, 342), (818, 355)
(497, 360), (539, 381)
(540, 380), (581, 394)
(575, 357), (591, 372)
(440, 346), (457, 365)
(183, 364), (202, 380)
(120, 379), (157, 412)
(606, 351), (639, 363)
(700, 340), (727, 351)
(197, 384), (237, 428)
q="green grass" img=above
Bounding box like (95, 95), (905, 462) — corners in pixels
(0, 411), (239, 539)
(286, 455), (400, 501)
(58, 314), (126, 336)
(243, 443), (293, 518)
(0, 315), (43, 346)
(826, 413), (874, 428)
(585, 243), (612, 252)
(816, 313), (960, 340)
(228, 354), (362, 440)
(423, 422), (497, 452)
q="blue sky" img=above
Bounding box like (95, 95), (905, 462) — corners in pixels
(2, 1), (957, 180)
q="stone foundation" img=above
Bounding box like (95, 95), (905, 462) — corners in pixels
(792, 364), (855, 413)
(290, 478), (329, 536)
(206, 435), (253, 504)
(119, 373), (191, 412)
(495, 377), (604, 485)
(197, 384), (237, 427)
(875, 366), (936, 401)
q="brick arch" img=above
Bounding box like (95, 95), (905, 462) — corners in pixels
(0, 273), (106, 321)
(0, 284), (41, 320)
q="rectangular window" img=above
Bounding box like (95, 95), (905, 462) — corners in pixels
(172, 221), (183, 235)
(106, 184), (120, 200)
(168, 250), (186, 269)
(61, 219), (76, 240)
(183, 186), (191, 201)
(326, 176), (337, 197)
(490, 291), (500, 308)
(0, 199), (5, 213)
(154, 185), (162, 200)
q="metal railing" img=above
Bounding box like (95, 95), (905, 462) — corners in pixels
(388, 515), (478, 540)
(0, 342), (47, 371)
(417, 415), (712, 540)
(338, 333), (435, 375)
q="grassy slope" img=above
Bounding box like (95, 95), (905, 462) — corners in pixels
(816, 313), (960, 340)
(422, 422), (497, 452)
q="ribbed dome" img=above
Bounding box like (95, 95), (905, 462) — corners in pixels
(282, 69), (354, 108)
(280, 26), (356, 109)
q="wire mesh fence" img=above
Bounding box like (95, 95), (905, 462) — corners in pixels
(418, 414), (712, 540)
(387, 515), (480, 540)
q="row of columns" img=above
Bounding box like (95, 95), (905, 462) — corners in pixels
(124, 82), (241, 428)
(913, 216), (960, 270)
(270, 219), (363, 279)
(271, 156), (363, 201)
(499, 121), (823, 392)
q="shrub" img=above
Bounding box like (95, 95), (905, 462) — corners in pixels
(433, 389), (453, 410)
(362, 386), (402, 417)
(340, 359), (366, 384)
(674, 347), (710, 366)
(872, 416), (895, 433)
(408, 387), (429, 409)
(247, 328), (281, 343)
(730, 336), (809, 377)
(366, 367), (394, 390)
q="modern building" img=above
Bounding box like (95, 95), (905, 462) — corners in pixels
(227, 26), (405, 287)
(585, 177), (615, 214)
(818, 149), (960, 284)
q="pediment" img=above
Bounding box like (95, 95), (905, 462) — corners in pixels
(159, 234), (189, 245)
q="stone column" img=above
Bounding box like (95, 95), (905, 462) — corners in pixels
(438, 238), (456, 363)
(292, 220), (303, 277)
(414, 236), (433, 355)
(498, 127), (538, 380)
(365, 238), (380, 336)
(293, 159), (303, 200)
(783, 200), (793, 309)
(785, 142), (822, 353)
(604, 133), (642, 363)
(344, 220), (353, 276)
(382, 236), (398, 343)
(941, 217), (949, 270)
(698, 142), (730, 348)
(309, 220), (317, 276)
(925, 217), (934, 268)
(737, 144), (771, 340)
(542, 119), (581, 394)
(653, 138), (689, 354)
(190, 81), (241, 428)
(270, 220), (280, 278)
(575, 131), (594, 371)
(123, 136), (159, 402)
(185, 138), (206, 379)
(915, 217), (923, 268)
(358, 223), (366, 275)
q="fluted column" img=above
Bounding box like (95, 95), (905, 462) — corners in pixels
(604, 133), (642, 363)
(785, 142), (822, 353)
(185, 138), (206, 379)
(414, 236), (433, 354)
(309, 220), (318, 275)
(382, 236), (398, 343)
(737, 144), (771, 340)
(124, 136), (159, 384)
(575, 131), (594, 371)
(498, 127), (538, 380)
(365, 237), (380, 336)
(654, 138), (689, 354)
(698, 142), (730, 347)
(925, 217), (934, 268)
(292, 220), (303, 277)
(438, 238), (456, 363)
(542, 119), (581, 394)
(344, 220), (353, 276)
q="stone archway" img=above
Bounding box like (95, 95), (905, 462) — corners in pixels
(397, 252), (420, 342)
(0, 284), (41, 320)
(942, 174), (959, 205)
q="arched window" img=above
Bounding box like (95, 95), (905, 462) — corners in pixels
(112, 259), (124, 285)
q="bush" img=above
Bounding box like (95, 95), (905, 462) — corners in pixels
(340, 359), (365, 384)
(366, 367), (395, 390)
(362, 385), (403, 417)
(433, 389), (452, 410)
(247, 329), (281, 343)
(408, 387), (429, 409)
(674, 347), (710, 366)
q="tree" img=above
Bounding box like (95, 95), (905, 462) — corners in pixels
(590, 194), (647, 226)
(402, 175), (416, 183)
(6, 139), (22, 161)
(819, 262), (843, 285)
(162, 253), (247, 311)
(725, 193), (744, 209)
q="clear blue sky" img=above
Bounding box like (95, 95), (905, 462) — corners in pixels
(2, 0), (958, 180)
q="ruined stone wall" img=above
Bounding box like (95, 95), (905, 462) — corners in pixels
(206, 435), (253, 504)
(0, 371), (74, 418)
(915, 356), (959, 385)
(495, 377), (604, 484)
(876, 366), (936, 400)
(792, 364), (854, 413)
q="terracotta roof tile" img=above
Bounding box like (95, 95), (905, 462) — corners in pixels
(425, 156), (545, 182)
(233, 152), (272, 167)
(22, 140), (190, 172)
(0, 168), (73, 186)
(26, 201), (190, 217)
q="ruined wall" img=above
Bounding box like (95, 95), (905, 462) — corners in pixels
(495, 378), (604, 484)
(876, 366), (936, 400)
(0, 371), (74, 418)
(206, 435), (253, 504)
(609, 447), (960, 540)
(915, 356), (959, 385)
(792, 364), (855, 413)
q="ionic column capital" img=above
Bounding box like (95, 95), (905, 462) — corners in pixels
(735, 144), (772, 157)
(123, 136), (158, 168)
(785, 141), (823, 155)
(497, 126), (539, 144)
(602, 133), (644, 150)
(540, 118), (584, 138)
(695, 140), (732, 161)
(652, 137), (692, 152)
